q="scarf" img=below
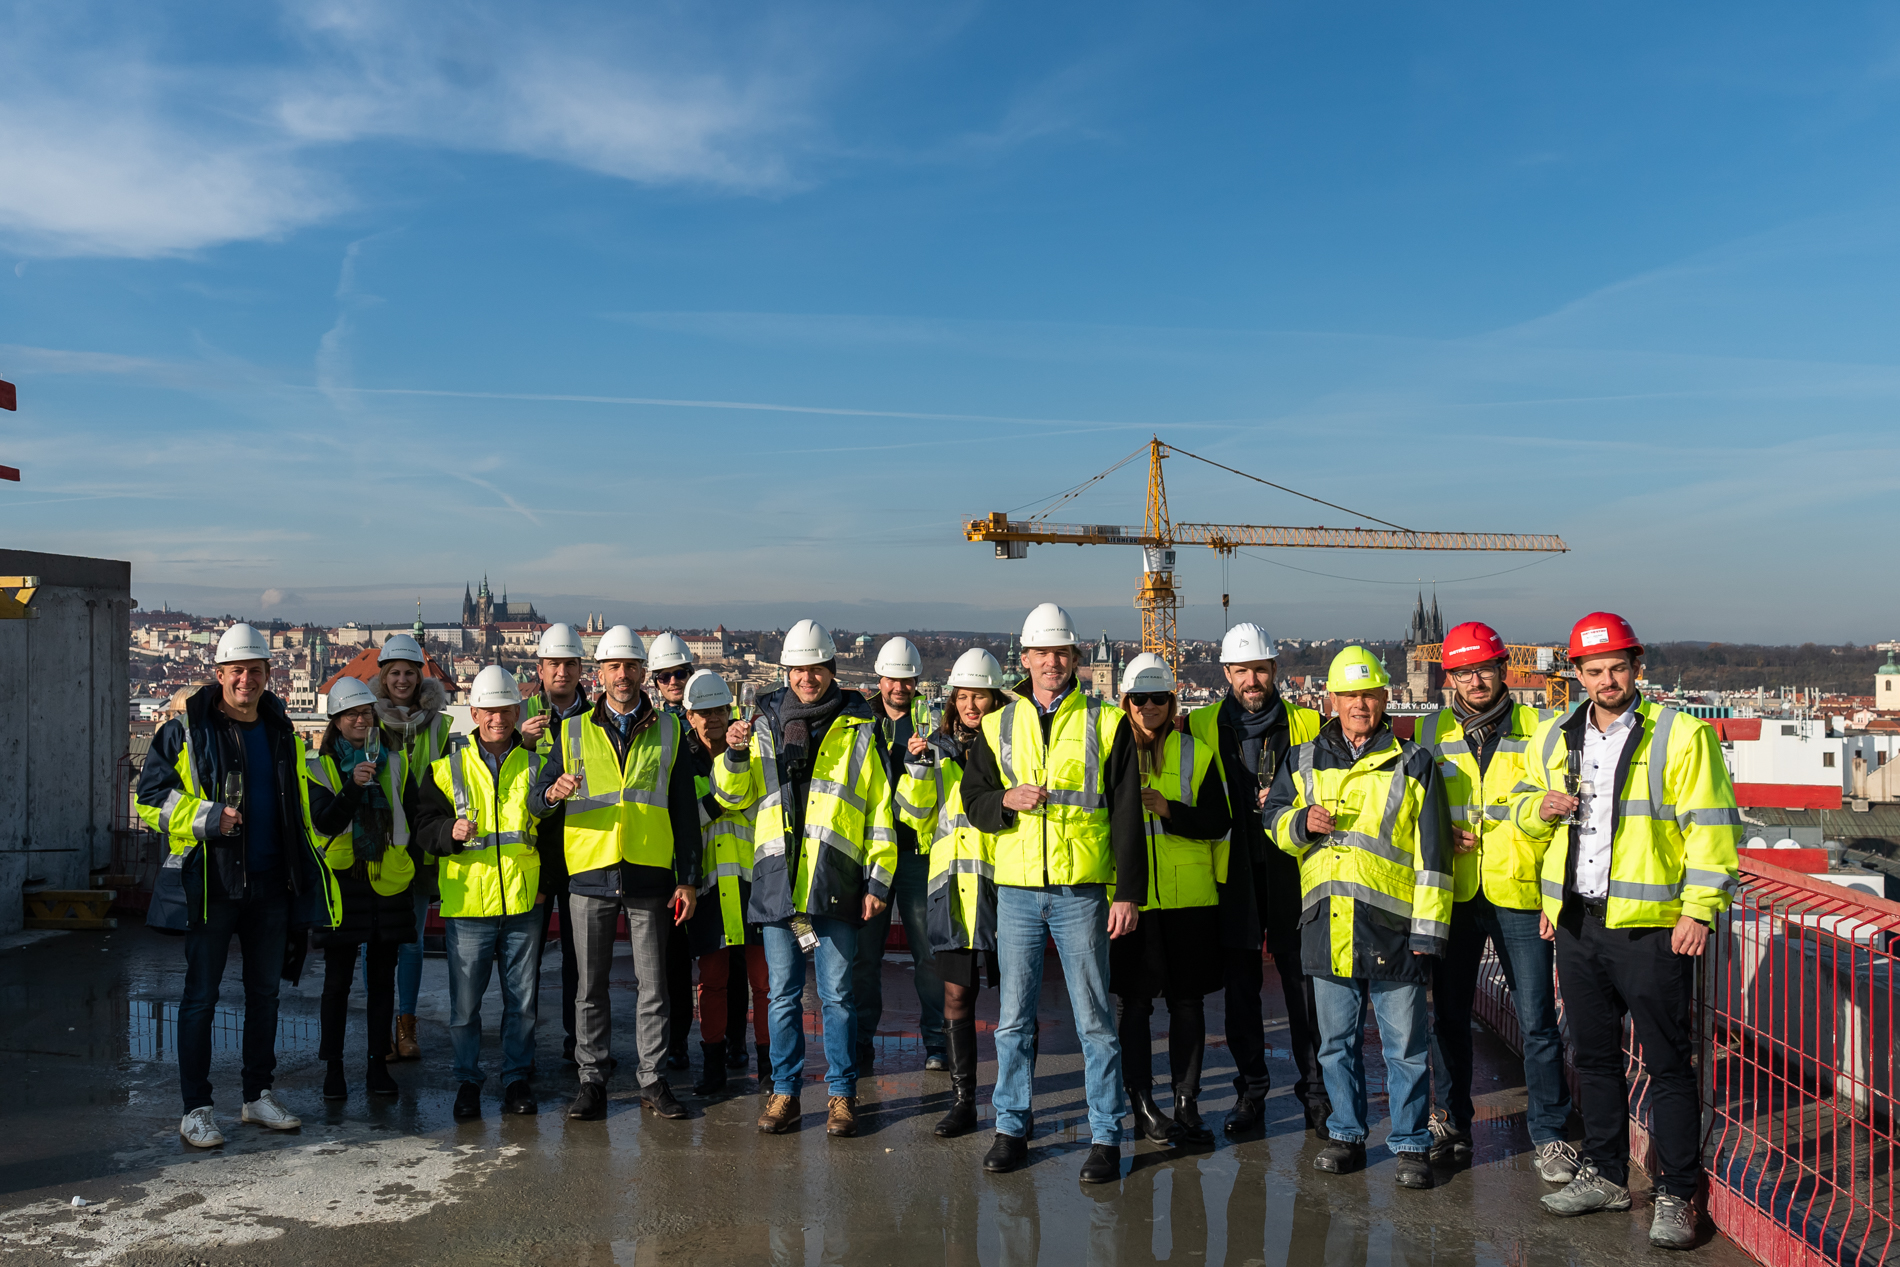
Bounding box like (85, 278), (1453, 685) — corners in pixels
(778, 683), (845, 771)
(1452, 687), (1513, 754)
(1226, 689), (1285, 781)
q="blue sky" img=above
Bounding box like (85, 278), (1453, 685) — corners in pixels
(3, 1), (1898, 643)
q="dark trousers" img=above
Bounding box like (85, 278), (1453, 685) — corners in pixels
(1272, 944), (1327, 1115)
(179, 890), (289, 1111)
(534, 890), (579, 1054)
(665, 914), (693, 1059)
(1556, 909), (1702, 1198)
(1222, 947), (1272, 1099)
(725, 946), (751, 1045)
(1429, 894), (1571, 1142)
(1117, 994), (1208, 1097)
(319, 941), (398, 1061)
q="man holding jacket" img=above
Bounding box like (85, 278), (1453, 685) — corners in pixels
(1265, 646), (1454, 1191)
(139, 623), (343, 1148)
(529, 625), (701, 1123)
(1516, 613), (1742, 1250)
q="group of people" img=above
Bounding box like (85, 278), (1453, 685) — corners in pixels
(136, 601), (1742, 1251)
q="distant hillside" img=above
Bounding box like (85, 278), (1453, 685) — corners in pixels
(1641, 642), (1886, 695)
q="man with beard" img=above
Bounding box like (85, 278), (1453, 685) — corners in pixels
(1185, 623), (1325, 1136)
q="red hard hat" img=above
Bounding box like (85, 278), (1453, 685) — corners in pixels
(1568, 612), (1643, 661)
(1441, 622), (1507, 670)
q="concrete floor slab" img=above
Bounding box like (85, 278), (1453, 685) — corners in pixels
(0, 927), (1754, 1265)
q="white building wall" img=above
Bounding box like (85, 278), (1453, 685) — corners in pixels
(1721, 719), (1844, 788)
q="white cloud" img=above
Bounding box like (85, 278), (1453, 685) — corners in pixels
(0, 0), (871, 258)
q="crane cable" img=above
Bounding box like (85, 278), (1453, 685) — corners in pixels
(1164, 443), (1415, 533)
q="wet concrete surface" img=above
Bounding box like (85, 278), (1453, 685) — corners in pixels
(0, 925), (1753, 1266)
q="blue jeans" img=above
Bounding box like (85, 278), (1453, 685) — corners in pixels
(396, 885), (431, 1015)
(1429, 895), (1571, 1144)
(852, 848), (945, 1056)
(179, 889), (288, 1111)
(993, 884), (1124, 1145)
(444, 910), (541, 1087)
(761, 915), (859, 1097)
(1313, 975), (1431, 1153)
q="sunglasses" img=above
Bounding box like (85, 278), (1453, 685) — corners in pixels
(652, 669), (693, 684)
(1125, 692), (1173, 707)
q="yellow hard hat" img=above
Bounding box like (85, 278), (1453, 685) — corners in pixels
(1325, 645), (1390, 693)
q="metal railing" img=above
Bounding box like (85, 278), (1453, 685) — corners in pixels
(1473, 856), (1900, 1267)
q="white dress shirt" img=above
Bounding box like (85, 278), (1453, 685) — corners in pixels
(1573, 700), (1640, 899)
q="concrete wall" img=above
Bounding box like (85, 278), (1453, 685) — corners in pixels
(0, 550), (131, 935)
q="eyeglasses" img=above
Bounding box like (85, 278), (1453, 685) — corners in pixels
(1125, 692), (1173, 707)
(652, 669), (693, 684)
(1447, 666), (1502, 683)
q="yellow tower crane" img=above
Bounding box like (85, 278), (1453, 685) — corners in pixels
(964, 437), (1569, 671)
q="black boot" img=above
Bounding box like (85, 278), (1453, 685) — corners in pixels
(365, 1056), (398, 1097)
(1172, 1090), (1213, 1144)
(1128, 1085), (1181, 1144)
(934, 1018), (979, 1138)
(693, 1041), (729, 1096)
(726, 1040), (749, 1070)
(323, 1059), (347, 1101)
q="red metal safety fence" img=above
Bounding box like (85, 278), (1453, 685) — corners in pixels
(1474, 856), (1900, 1267)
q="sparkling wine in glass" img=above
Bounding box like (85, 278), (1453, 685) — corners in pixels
(222, 771), (244, 835)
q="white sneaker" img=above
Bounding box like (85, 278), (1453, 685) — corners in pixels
(240, 1089), (302, 1131)
(1535, 1139), (1582, 1184)
(179, 1106), (224, 1148)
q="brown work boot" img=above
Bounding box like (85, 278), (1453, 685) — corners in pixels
(757, 1093), (801, 1134)
(826, 1095), (859, 1137)
(394, 1015), (421, 1061)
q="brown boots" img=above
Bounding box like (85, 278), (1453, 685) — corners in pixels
(826, 1096), (859, 1137)
(758, 1094), (801, 1134)
(392, 1015), (421, 1061)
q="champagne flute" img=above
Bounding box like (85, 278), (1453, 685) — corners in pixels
(222, 771), (244, 836)
(567, 749), (586, 802)
(363, 726), (381, 771)
(1562, 750), (1586, 828)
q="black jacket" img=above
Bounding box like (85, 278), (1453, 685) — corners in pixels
(305, 734), (421, 948)
(864, 689), (923, 855)
(959, 680), (1149, 907)
(528, 696), (702, 907)
(1206, 693), (1300, 951)
(136, 684), (334, 928)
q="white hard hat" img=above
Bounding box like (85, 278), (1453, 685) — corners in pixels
(325, 676), (378, 716)
(1020, 602), (1079, 649)
(1119, 652), (1176, 695)
(378, 633), (425, 665)
(683, 669), (734, 712)
(1220, 622), (1278, 664)
(536, 623), (584, 659)
(873, 636), (922, 679)
(648, 632), (694, 672)
(215, 623), (271, 664)
(945, 648), (1006, 690)
(469, 665), (523, 708)
(594, 625), (647, 663)
(780, 619), (837, 667)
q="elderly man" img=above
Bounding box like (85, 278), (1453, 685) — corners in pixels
(520, 622), (590, 1064)
(1265, 646), (1453, 1191)
(139, 623), (343, 1147)
(1517, 613), (1741, 1249)
(852, 636), (948, 1074)
(960, 602), (1146, 1185)
(412, 666), (544, 1120)
(716, 619), (895, 1139)
(530, 625), (701, 1122)
(1186, 622), (1325, 1136)
(1418, 621), (1575, 1181)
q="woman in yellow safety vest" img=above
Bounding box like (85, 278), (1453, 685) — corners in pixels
(1110, 654), (1232, 1145)
(895, 647), (1010, 1138)
(371, 633), (453, 1062)
(303, 676), (419, 1103)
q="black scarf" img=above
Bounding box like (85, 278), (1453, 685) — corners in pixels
(1226, 689), (1285, 780)
(778, 683), (845, 773)
(1452, 687), (1513, 753)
